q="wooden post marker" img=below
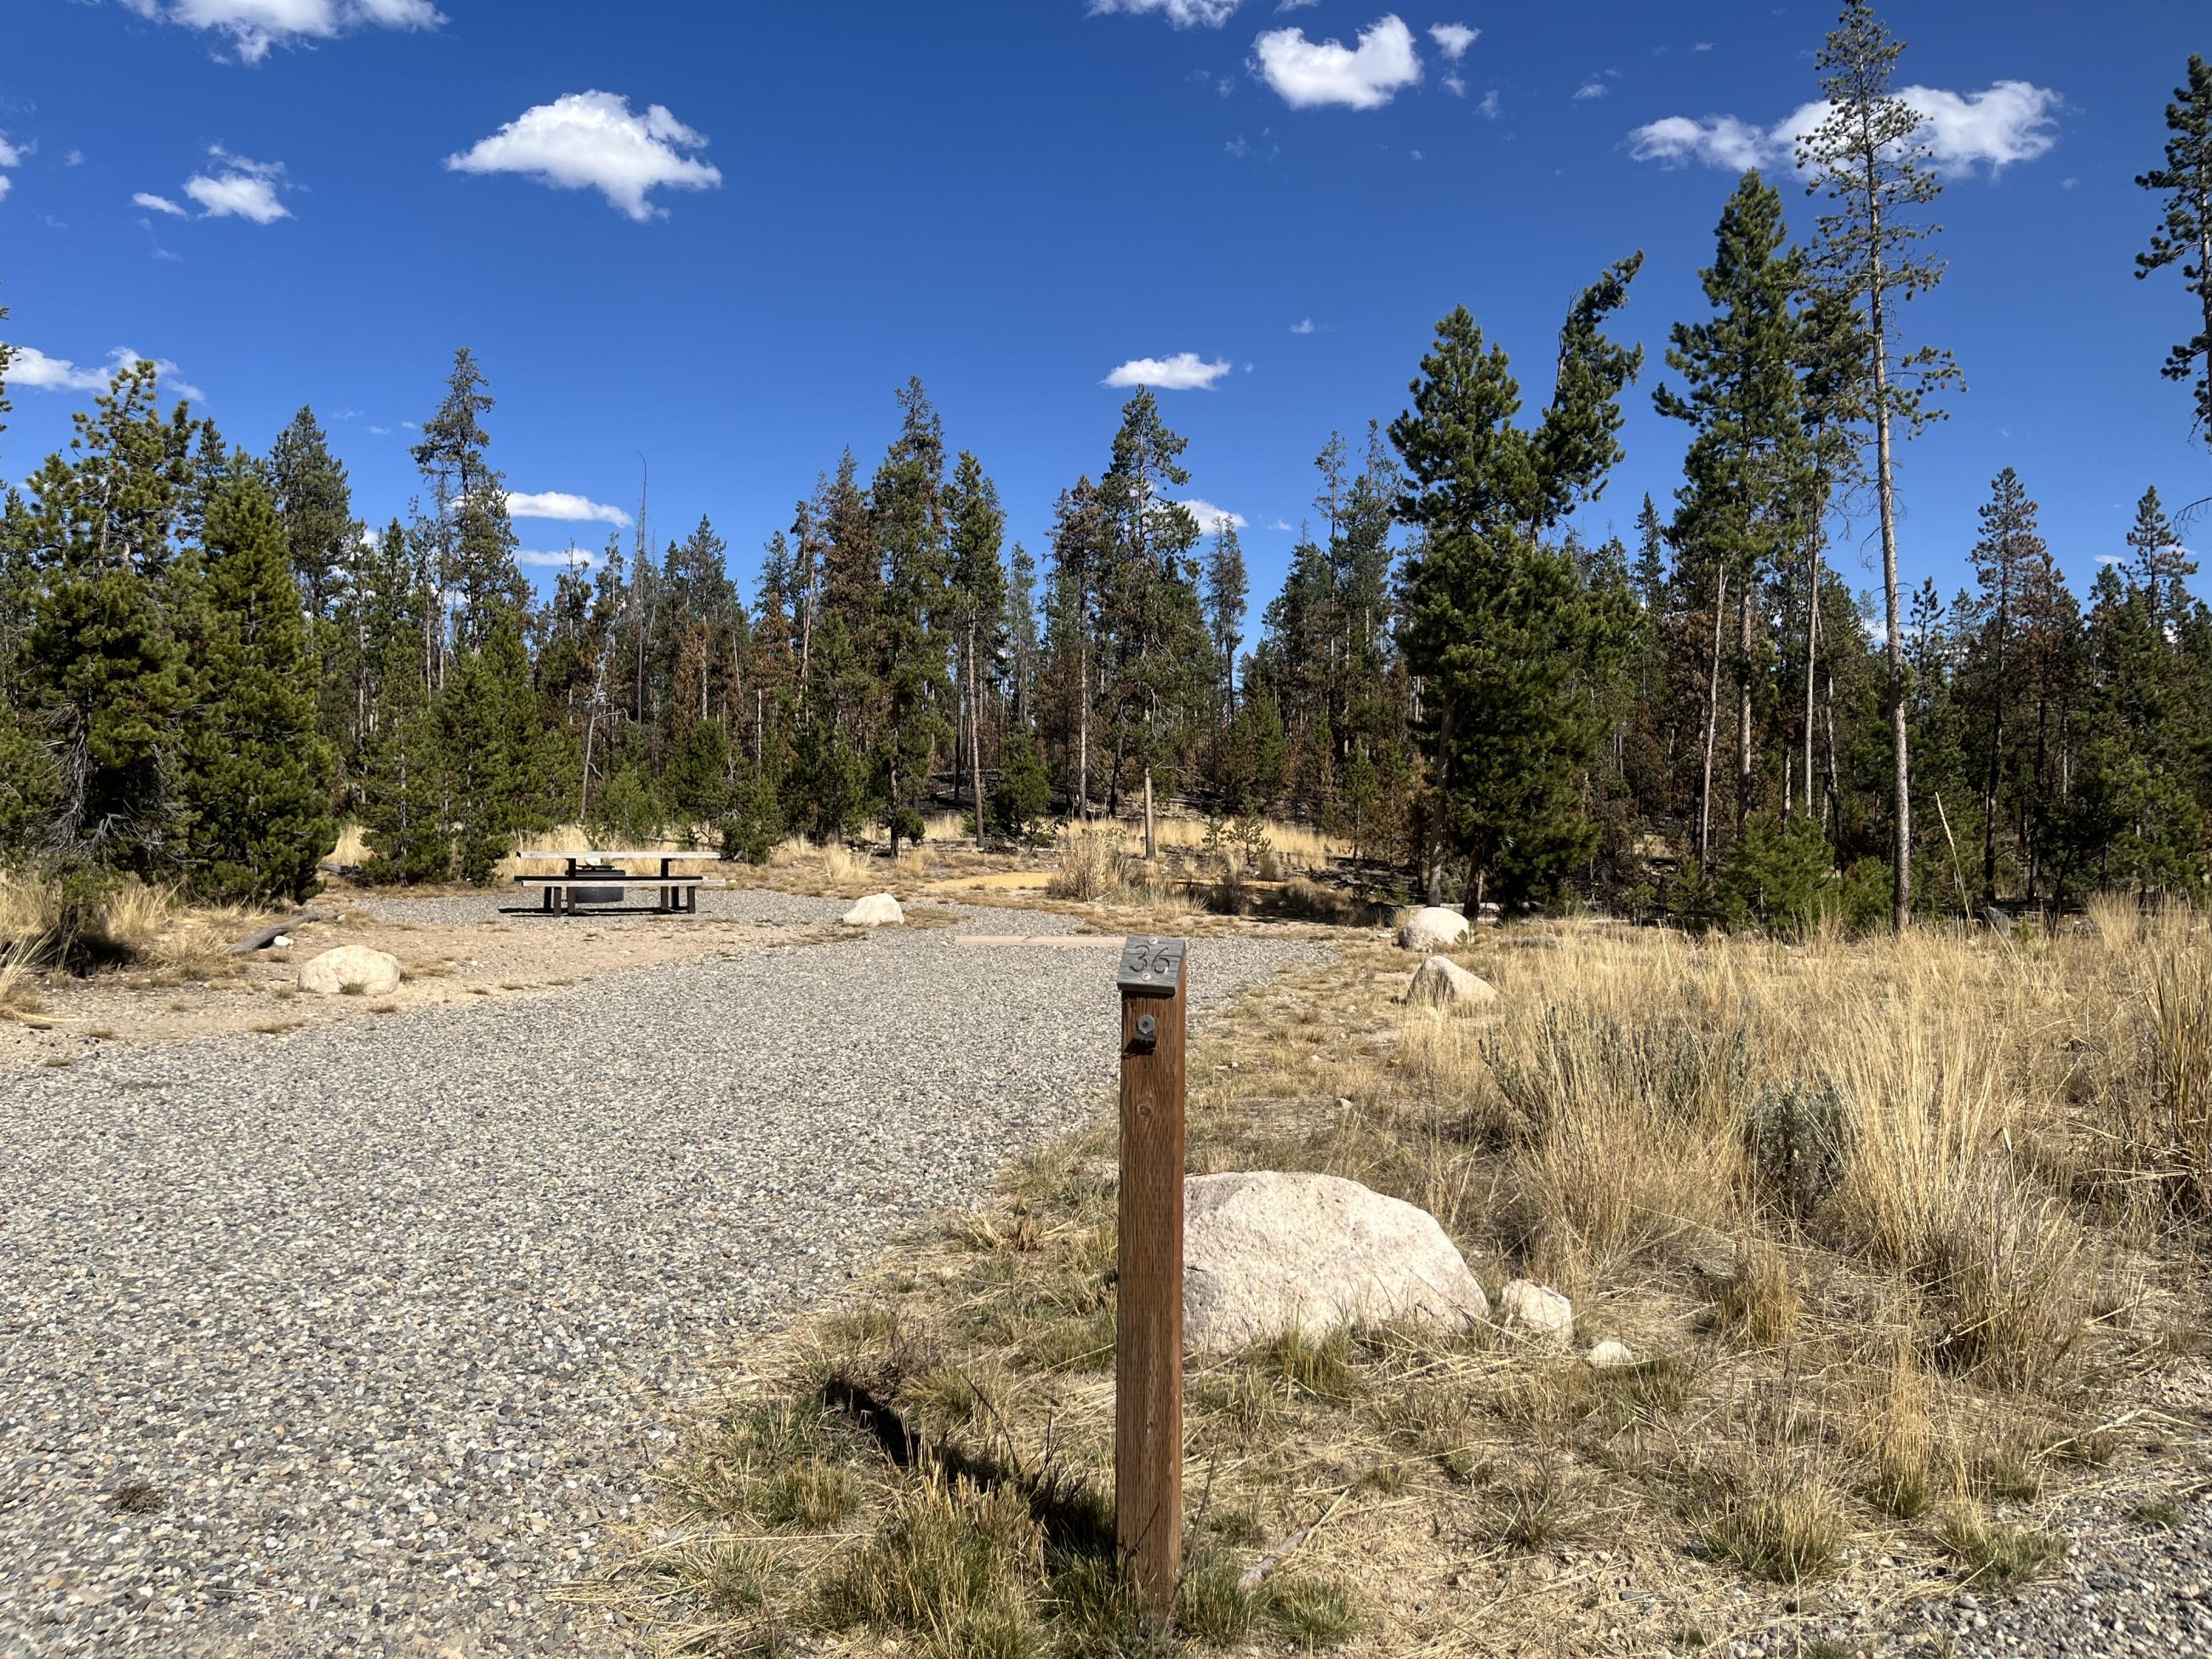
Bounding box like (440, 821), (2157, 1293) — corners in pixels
(1114, 934), (1188, 1616)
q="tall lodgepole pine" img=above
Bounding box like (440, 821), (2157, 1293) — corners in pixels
(1797, 0), (1962, 931)
(1654, 169), (1807, 857)
(946, 450), (1007, 852)
(2136, 54), (2212, 459)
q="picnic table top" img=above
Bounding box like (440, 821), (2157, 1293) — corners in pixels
(514, 849), (722, 861)
(512, 872), (708, 884)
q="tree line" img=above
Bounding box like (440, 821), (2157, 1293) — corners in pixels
(1, 6), (2208, 931)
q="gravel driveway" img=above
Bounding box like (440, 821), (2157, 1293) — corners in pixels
(0, 900), (1320, 1656)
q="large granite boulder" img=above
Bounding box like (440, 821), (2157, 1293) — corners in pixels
(1408, 955), (1498, 1012)
(841, 892), (904, 927)
(1397, 906), (1469, 952)
(1183, 1172), (1489, 1353)
(297, 945), (402, 997)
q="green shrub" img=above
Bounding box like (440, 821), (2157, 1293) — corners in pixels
(1718, 813), (1833, 934)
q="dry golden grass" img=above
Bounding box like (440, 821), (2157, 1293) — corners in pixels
(0, 870), (268, 989)
(328, 822), (372, 867)
(0, 936), (54, 1026)
(1143, 814), (1343, 869)
(593, 908), (2210, 1656)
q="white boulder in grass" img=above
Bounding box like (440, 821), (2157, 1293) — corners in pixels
(1397, 905), (1469, 952)
(1408, 955), (1498, 1012)
(1182, 1171), (1490, 1353)
(841, 892), (904, 927)
(1497, 1279), (1575, 1343)
(297, 945), (402, 997)
(1586, 1339), (1636, 1370)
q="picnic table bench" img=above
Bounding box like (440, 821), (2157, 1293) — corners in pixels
(510, 850), (719, 915)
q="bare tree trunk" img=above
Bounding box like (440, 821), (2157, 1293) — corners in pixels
(1143, 768), (1155, 863)
(1824, 666), (1844, 852)
(1867, 200), (1912, 932)
(1698, 563), (1729, 867)
(1736, 580), (1754, 832)
(968, 628), (985, 852)
(1076, 635), (1091, 821)
(1803, 530), (1820, 822)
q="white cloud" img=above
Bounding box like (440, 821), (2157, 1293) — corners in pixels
(1630, 79), (2061, 175)
(1692, 41), (1714, 52)
(117, 0), (443, 63)
(1627, 113), (1774, 169)
(1442, 72), (1465, 97)
(446, 91), (721, 221)
(1476, 88), (1500, 118)
(1103, 352), (1232, 391)
(0, 134), (26, 168)
(180, 146), (290, 221)
(65, 149), (86, 166)
(1253, 14), (1421, 111)
(1290, 316), (1316, 334)
(1088, 0), (1241, 22)
(516, 548), (601, 570)
(0, 178), (11, 206)
(134, 190), (187, 215)
(1176, 499), (1247, 534)
(1894, 82), (2063, 170)
(1574, 80), (1609, 100)
(507, 490), (633, 526)
(10, 345), (204, 402)
(1428, 22), (1476, 60)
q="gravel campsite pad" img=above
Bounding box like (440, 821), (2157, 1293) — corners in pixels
(0, 898), (1320, 1656)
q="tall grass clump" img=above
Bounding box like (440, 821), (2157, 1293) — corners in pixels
(1047, 828), (1125, 902)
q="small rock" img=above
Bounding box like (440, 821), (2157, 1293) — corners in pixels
(1407, 955), (1498, 1012)
(1396, 906), (1469, 952)
(1586, 1339), (1636, 1370)
(1183, 1172), (1489, 1352)
(271, 933), (292, 949)
(1497, 1279), (1574, 1342)
(841, 892), (904, 927)
(298, 945), (403, 997)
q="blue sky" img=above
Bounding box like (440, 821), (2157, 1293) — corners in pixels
(2, 0), (2206, 620)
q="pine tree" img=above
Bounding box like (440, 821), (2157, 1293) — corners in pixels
(2126, 485), (2197, 633)
(1097, 389), (1209, 857)
(2136, 54), (2212, 455)
(1003, 540), (1040, 733)
(1798, 0), (1963, 930)
(946, 450), (1007, 848)
(1632, 493), (1668, 612)
(1391, 257), (1644, 909)
(869, 379), (952, 851)
(1961, 468), (2044, 904)
(180, 461), (337, 901)
(20, 567), (191, 877)
(14, 362), (201, 878)
(267, 407), (356, 618)
(359, 629), (448, 882)
(1201, 519), (1246, 733)
(442, 617), (546, 883)
(1655, 169), (1808, 858)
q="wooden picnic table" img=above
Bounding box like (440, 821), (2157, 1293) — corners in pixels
(522, 849), (701, 880)
(511, 851), (717, 915)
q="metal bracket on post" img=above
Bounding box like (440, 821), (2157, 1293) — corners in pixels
(1115, 935), (1188, 1620)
